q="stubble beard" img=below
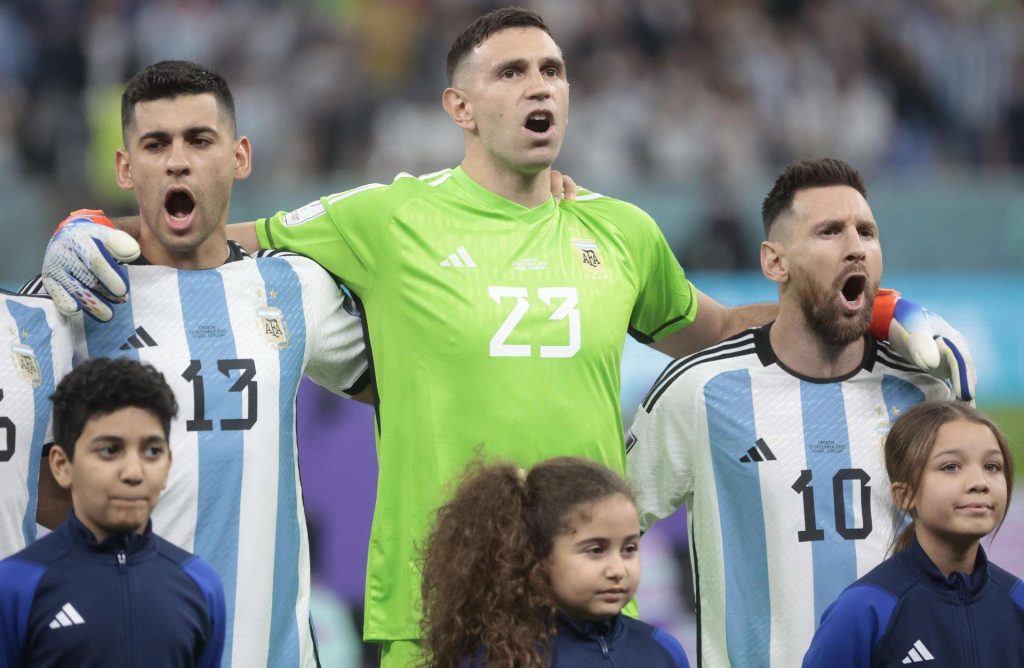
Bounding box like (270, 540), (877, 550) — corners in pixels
(796, 273), (877, 348)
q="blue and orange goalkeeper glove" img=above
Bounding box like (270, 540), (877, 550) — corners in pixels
(41, 209), (140, 322)
(870, 288), (976, 402)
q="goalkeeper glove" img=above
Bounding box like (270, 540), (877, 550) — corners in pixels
(870, 288), (976, 402)
(42, 209), (140, 322)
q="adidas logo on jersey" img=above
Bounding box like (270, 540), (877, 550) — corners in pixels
(440, 247), (476, 268)
(119, 326), (158, 351)
(49, 602), (85, 629)
(739, 438), (776, 463)
(901, 640), (934, 663)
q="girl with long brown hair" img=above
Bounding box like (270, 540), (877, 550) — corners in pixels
(419, 456), (689, 667)
(804, 401), (1024, 666)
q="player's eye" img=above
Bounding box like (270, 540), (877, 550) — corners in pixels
(544, 67), (559, 77)
(501, 68), (518, 79)
(191, 136), (213, 147)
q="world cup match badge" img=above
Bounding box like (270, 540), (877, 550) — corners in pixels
(258, 307), (290, 350)
(571, 238), (606, 276)
(11, 343), (41, 387)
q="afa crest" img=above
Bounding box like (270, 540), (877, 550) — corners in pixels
(11, 343), (41, 387)
(572, 239), (606, 276)
(258, 307), (290, 350)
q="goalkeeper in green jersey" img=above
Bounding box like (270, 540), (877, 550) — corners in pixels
(40, 8), (973, 666)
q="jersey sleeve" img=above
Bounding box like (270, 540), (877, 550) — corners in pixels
(0, 557), (45, 668)
(183, 556), (227, 668)
(618, 204), (697, 344)
(801, 584), (897, 668)
(625, 363), (698, 532)
(256, 181), (400, 299)
(299, 262), (370, 397)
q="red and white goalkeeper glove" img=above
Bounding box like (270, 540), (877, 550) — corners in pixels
(41, 209), (140, 322)
(870, 288), (976, 402)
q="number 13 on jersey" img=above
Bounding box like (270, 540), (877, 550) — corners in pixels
(488, 286), (580, 358)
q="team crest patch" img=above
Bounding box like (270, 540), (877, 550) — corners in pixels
(11, 343), (41, 386)
(572, 239), (606, 275)
(258, 307), (290, 349)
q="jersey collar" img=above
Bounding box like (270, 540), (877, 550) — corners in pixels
(754, 323), (876, 383)
(132, 240), (249, 267)
(450, 166), (558, 224)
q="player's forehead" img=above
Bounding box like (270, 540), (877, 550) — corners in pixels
(125, 92), (232, 138)
(460, 27), (564, 79)
(788, 185), (874, 227)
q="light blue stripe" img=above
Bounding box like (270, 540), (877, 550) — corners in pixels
(879, 375), (926, 428)
(83, 293), (139, 362)
(799, 382), (858, 625)
(6, 302), (57, 545)
(255, 257), (305, 666)
(178, 270), (243, 668)
(706, 370), (770, 666)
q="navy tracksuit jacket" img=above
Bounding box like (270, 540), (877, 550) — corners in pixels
(0, 511), (225, 668)
(803, 537), (1024, 667)
(549, 613), (690, 667)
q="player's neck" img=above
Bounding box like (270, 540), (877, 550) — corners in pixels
(138, 225), (230, 270)
(769, 307), (866, 379)
(459, 156), (552, 208)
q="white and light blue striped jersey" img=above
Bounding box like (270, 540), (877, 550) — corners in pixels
(0, 292), (72, 558)
(626, 326), (953, 668)
(69, 243), (368, 668)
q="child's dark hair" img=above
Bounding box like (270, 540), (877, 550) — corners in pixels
(121, 60), (235, 133)
(420, 456), (635, 668)
(50, 357), (178, 460)
(886, 401), (1014, 553)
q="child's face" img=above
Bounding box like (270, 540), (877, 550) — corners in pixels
(905, 419), (1007, 548)
(544, 494), (641, 623)
(51, 407), (171, 541)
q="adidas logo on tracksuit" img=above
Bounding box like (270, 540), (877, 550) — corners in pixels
(901, 640), (934, 663)
(48, 602), (85, 629)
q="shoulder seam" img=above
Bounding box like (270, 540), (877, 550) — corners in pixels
(641, 336), (759, 412)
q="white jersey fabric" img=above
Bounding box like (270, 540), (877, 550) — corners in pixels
(627, 326), (953, 668)
(68, 243), (367, 668)
(0, 292), (72, 558)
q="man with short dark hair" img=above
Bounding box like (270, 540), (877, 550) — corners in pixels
(0, 357), (225, 668)
(627, 158), (956, 668)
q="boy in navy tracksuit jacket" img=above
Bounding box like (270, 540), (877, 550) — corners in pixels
(802, 536), (1024, 667)
(550, 613), (690, 667)
(0, 358), (224, 667)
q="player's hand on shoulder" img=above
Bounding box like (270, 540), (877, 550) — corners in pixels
(870, 288), (976, 402)
(549, 170), (578, 201)
(42, 209), (140, 322)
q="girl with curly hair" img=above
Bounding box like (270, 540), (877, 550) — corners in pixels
(420, 456), (689, 667)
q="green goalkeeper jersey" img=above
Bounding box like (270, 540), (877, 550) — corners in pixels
(258, 167), (697, 640)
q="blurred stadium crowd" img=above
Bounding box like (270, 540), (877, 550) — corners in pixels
(3, 0), (1024, 208)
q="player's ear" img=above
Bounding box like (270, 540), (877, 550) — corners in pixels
(443, 87), (476, 131)
(49, 445), (74, 490)
(115, 148), (134, 191)
(233, 135), (252, 181)
(761, 240), (787, 284)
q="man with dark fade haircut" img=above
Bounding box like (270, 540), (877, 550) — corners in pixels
(0, 357), (225, 668)
(627, 158), (963, 668)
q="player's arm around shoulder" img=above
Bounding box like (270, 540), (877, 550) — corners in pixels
(626, 357), (703, 532)
(279, 253), (371, 401)
(802, 583), (898, 668)
(650, 289), (777, 358)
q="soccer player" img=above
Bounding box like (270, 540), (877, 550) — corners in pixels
(0, 357), (225, 668)
(0, 290), (73, 559)
(626, 158), (958, 668)
(37, 10), (972, 667)
(35, 61), (368, 667)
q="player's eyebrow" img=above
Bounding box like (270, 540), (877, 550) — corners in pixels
(137, 126), (220, 144)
